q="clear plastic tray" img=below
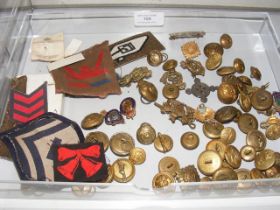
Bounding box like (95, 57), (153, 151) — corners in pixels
(0, 7), (280, 200)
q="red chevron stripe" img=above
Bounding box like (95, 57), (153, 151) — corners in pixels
(13, 109), (46, 123)
(13, 88), (44, 104)
(13, 99), (45, 114)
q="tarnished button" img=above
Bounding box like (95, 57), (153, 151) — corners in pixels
(215, 106), (240, 123)
(129, 147), (146, 165)
(225, 145), (241, 169)
(204, 43), (224, 57)
(162, 84), (180, 99)
(238, 113), (258, 134)
(206, 140), (227, 160)
(255, 149), (275, 171)
(220, 127), (236, 145)
(152, 172), (175, 188)
(266, 124), (280, 140)
(265, 166), (280, 178)
(233, 58), (245, 74)
(220, 34), (233, 49)
(203, 119), (224, 139)
(197, 150), (222, 176)
(110, 133), (135, 156)
(102, 164), (114, 183)
(147, 50), (168, 66)
(246, 130), (266, 152)
(180, 132), (200, 150)
(120, 97), (136, 119)
(213, 167), (238, 181)
(217, 66), (236, 76)
(250, 168), (266, 179)
(136, 123), (156, 145)
(81, 111), (105, 130)
(85, 131), (110, 152)
(250, 66), (262, 80)
(238, 92), (252, 112)
(238, 75), (252, 86)
(251, 89), (273, 111)
(112, 158), (135, 183)
(163, 59), (178, 71)
(154, 133), (173, 153)
(176, 165), (200, 183)
(205, 53), (222, 70)
(240, 145), (256, 162)
(137, 80), (158, 103)
(217, 82), (238, 104)
(158, 156), (180, 177)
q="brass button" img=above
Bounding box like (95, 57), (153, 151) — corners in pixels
(216, 66), (236, 76)
(206, 140), (227, 160)
(197, 150), (222, 176)
(236, 168), (252, 189)
(238, 113), (258, 134)
(250, 66), (262, 80)
(110, 133), (135, 156)
(158, 156), (180, 177)
(220, 127), (236, 145)
(136, 123), (156, 145)
(250, 168), (266, 179)
(162, 59), (178, 71)
(152, 172), (175, 188)
(137, 80), (158, 103)
(154, 133), (173, 153)
(204, 42), (224, 57)
(217, 82), (238, 104)
(214, 106), (240, 123)
(102, 164), (114, 183)
(265, 166), (280, 178)
(220, 34), (232, 49)
(176, 165), (200, 183)
(225, 145), (241, 169)
(129, 147), (146, 165)
(81, 112), (105, 129)
(112, 158), (135, 183)
(162, 84), (179, 99)
(222, 160), (233, 169)
(255, 149), (275, 171)
(251, 89), (273, 111)
(238, 92), (252, 112)
(240, 145), (256, 162)
(246, 130), (266, 152)
(233, 58), (245, 74)
(274, 152), (280, 167)
(205, 53), (222, 70)
(85, 131), (109, 152)
(238, 75), (252, 86)
(180, 132), (199, 150)
(265, 124), (280, 140)
(213, 167), (238, 181)
(147, 50), (168, 67)
(203, 119), (224, 139)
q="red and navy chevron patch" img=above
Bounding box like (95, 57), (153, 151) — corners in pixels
(10, 82), (48, 123)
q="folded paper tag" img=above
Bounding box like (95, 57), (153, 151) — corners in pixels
(48, 53), (85, 71)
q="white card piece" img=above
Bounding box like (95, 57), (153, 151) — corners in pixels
(47, 53), (85, 71)
(65, 39), (82, 57)
(134, 11), (164, 26)
(26, 74), (64, 114)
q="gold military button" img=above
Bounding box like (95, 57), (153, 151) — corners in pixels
(147, 50), (168, 67)
(213, 167), (238, 181)
(233, 58), (245, 74)
(250, 66), (262, 80)
(217, 82), (238, 104)
(129, 147), (146, 165)
(222, 160), (233, 169)
(203, 119), (224, 139)
(240, 145), (256, 162)
(238, 113), (258, 134)
(255, 149), (275, 171)
(162, 84), (180, 99)
(205, 53), (222, 70)
(238, 92), (252, 112)
(206, 140), (227, 160)
(154, 133), (173, 153)
(136, 123), (156, 145)
(236, 168), (252, 189)
(180, 132), (200, 150)
(251, 89), (273, 111)
(220, 127), (236, 145)
(162, 59), (178, 71)
(137, 80), (158, 103)
(152, 172), (175, 188)
(197, 150), (222, 176)
(225, 145), (241, 169)
(214, 106), (240, 123)
(216, 66), (236, 76)
(238, 75), (252, 86)
(204, 42), (224, 57)
(220, 34), (232, 49)
(158, 156), (180, 177)
(250, 168), (266, 179)
(81, 111), (105, 129)
(85, 131), (109, 152)
(265, 166), (280, 178)
(110, 133), (135, 156)
(265, 124), (280, 140)
(246, 130), (266, 152)
(112, 158), (135, 183)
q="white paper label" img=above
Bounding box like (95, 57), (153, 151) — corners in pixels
(134, 11), (164, 26)
(47, 53), (85, 71)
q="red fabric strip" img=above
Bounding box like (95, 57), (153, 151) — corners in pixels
(13, 109), (46, 123)
(13, 88), (44, 104)
(13, 99), (45, 114)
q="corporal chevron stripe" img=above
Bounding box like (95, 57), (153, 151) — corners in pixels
(10, 82), (48, 123)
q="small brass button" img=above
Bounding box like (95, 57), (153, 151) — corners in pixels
(162, 84), (180, 99)
(240, 145), (256, 162)
(147, 50), (168, 66)
(250, 168), (266, 179)
(137, 80), (158, 103)
(266, 124), (280, 140)
(112, 158), (135, 183)
(217, 66), (236, 76)
(197, 150), (222, 176)
(214, 106), (240, 123)
(213, 167), (238, 181)
(250, 66), (262, 80)
(225, 145), (241, 169)
(158, 156), (180, 177)
(205, 53), (222, 70)
(204, 42), (224, 57)
(233, 58), (245, 74)
(238, 92), (252, 112)
(129, 147), (146, 165)
(176, 165), (200, 183)
(220, 127), (236, 145)
(265, 166), (280, 178)
(152, 172), (175, 188)
(222, 160), (233, 169)
(163, 59), (178, 71)
(220, 34), (233, 49)
(238, 75), (252, 86)
(217, 82), (238, 104)
(136, 123), (156, 145)
(246, 130), (266, 152)
(81, 112), (105, 130)
(251, 89), (273, 111)
(180, 132), (199, 150)
(206, 140), (227, 160)
(85, 131), (110, 152)
(154, 133), (173, 153)
(110, 133), (135, 156)
(203, 119), (224, 139)
(255, 149), (275, 171)
(236, 168), (252, 189)
(238, 113), (258, 134)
